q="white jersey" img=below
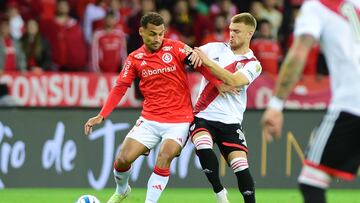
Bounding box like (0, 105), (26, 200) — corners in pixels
(194, 42), (262, 124)
(295, 0), (360, 116)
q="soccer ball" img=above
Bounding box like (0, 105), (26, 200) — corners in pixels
(76, 194), (100, 203)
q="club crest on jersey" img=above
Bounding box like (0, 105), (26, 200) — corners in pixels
(162, 53), (173, 63)
(236, 62), (244, 69)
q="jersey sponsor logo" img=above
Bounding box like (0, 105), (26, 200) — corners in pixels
(134, 53), (144, 59)
(122, 61), (131, 78)
(142, 70), (148, 78)
(184, 45), (192, 54)
(162, 53), (173, 63)
(141, 65), (177, 77)
(140, 60), (147, 66)
(162, 46), (173, 51)
(247, 70), (255, 79)
(179, 45), (192, 55)
(178, 48), (186, 54)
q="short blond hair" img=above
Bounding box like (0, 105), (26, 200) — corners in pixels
(231, 13), (257, 30)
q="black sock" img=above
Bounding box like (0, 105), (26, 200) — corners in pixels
(299, 183), (326, 203)
(196, 149), (224, 193)
(235, 169), (255, 203)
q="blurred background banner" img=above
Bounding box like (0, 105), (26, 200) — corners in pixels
(0, 72), (330, 108)
(0, 108), (358, 189)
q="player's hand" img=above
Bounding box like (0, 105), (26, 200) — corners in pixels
(216, 83), (240, 97)
(193, 47), (213, 67)
(261, 108), (284, 142)
(188, 50), (203, 68)
(84, 115), (104, 135)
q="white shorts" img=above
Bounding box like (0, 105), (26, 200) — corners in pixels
(126, 117), (191, 149)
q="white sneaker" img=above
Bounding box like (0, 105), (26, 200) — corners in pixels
(107, 185), (131, 203)
(215, 188), (230, 203)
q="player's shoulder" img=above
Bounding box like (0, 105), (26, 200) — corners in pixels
(241, 49), (261, 67)
(300, 0), (328, 14)
(128, 47), (146, 61)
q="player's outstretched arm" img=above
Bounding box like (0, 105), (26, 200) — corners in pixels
(261, 34), (315, 142)
(193, 48), (249, 87)
(84, 115), (104, 135)
(84, 82), (129, 135)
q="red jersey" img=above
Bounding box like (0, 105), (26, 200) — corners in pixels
(250, 38), (282, 75)
(91, 29), (127, 72)
(43, 18), (87, 71)
(100, 39), (197, 123)
(4, 37), (16, 71)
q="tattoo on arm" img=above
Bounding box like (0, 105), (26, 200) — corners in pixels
(275, 35), (316, 99)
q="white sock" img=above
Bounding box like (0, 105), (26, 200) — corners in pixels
(145, 170), (170, 202)
(216, 188), (229, 203)
(216, 188), (227, 196)
(113, 169), (131, 194)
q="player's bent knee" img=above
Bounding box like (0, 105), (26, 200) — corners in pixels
(157, 152), (174, 162)
(192, 134), (213, 150)
(298, 164), (331, 189)
(155, 152), (177, 168)
(230, 157), (249, 173)
(116, 154), (133, 167)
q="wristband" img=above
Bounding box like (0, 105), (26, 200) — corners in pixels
(268, 96), (284, 111)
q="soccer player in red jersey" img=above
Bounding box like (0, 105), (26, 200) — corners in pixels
(84, 12), (235, 203)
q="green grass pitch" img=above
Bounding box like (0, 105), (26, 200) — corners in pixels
(1, 188), (360, 203)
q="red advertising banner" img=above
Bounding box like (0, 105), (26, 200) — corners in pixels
(247, 73), (331, 109)
(0, 72), (330, 109)
(0, 72), (202, 107)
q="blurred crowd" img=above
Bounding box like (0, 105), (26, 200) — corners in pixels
(0, 0), (328, 76)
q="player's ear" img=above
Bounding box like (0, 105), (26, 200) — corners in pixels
(139, 27), (144, 37)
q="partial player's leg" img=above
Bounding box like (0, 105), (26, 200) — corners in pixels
(108, 137), (149, 203)
(189, 117), (229, 203)
(215, 122), (255, 203)
(108, 118), (160, 203)
(298, 110), (360, 203)
(145, 121), (190, 203)
(228, 151), (255, 203)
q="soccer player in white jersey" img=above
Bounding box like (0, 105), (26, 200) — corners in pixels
(261, 0), (360, 202)
(189, 13), (261, 203)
